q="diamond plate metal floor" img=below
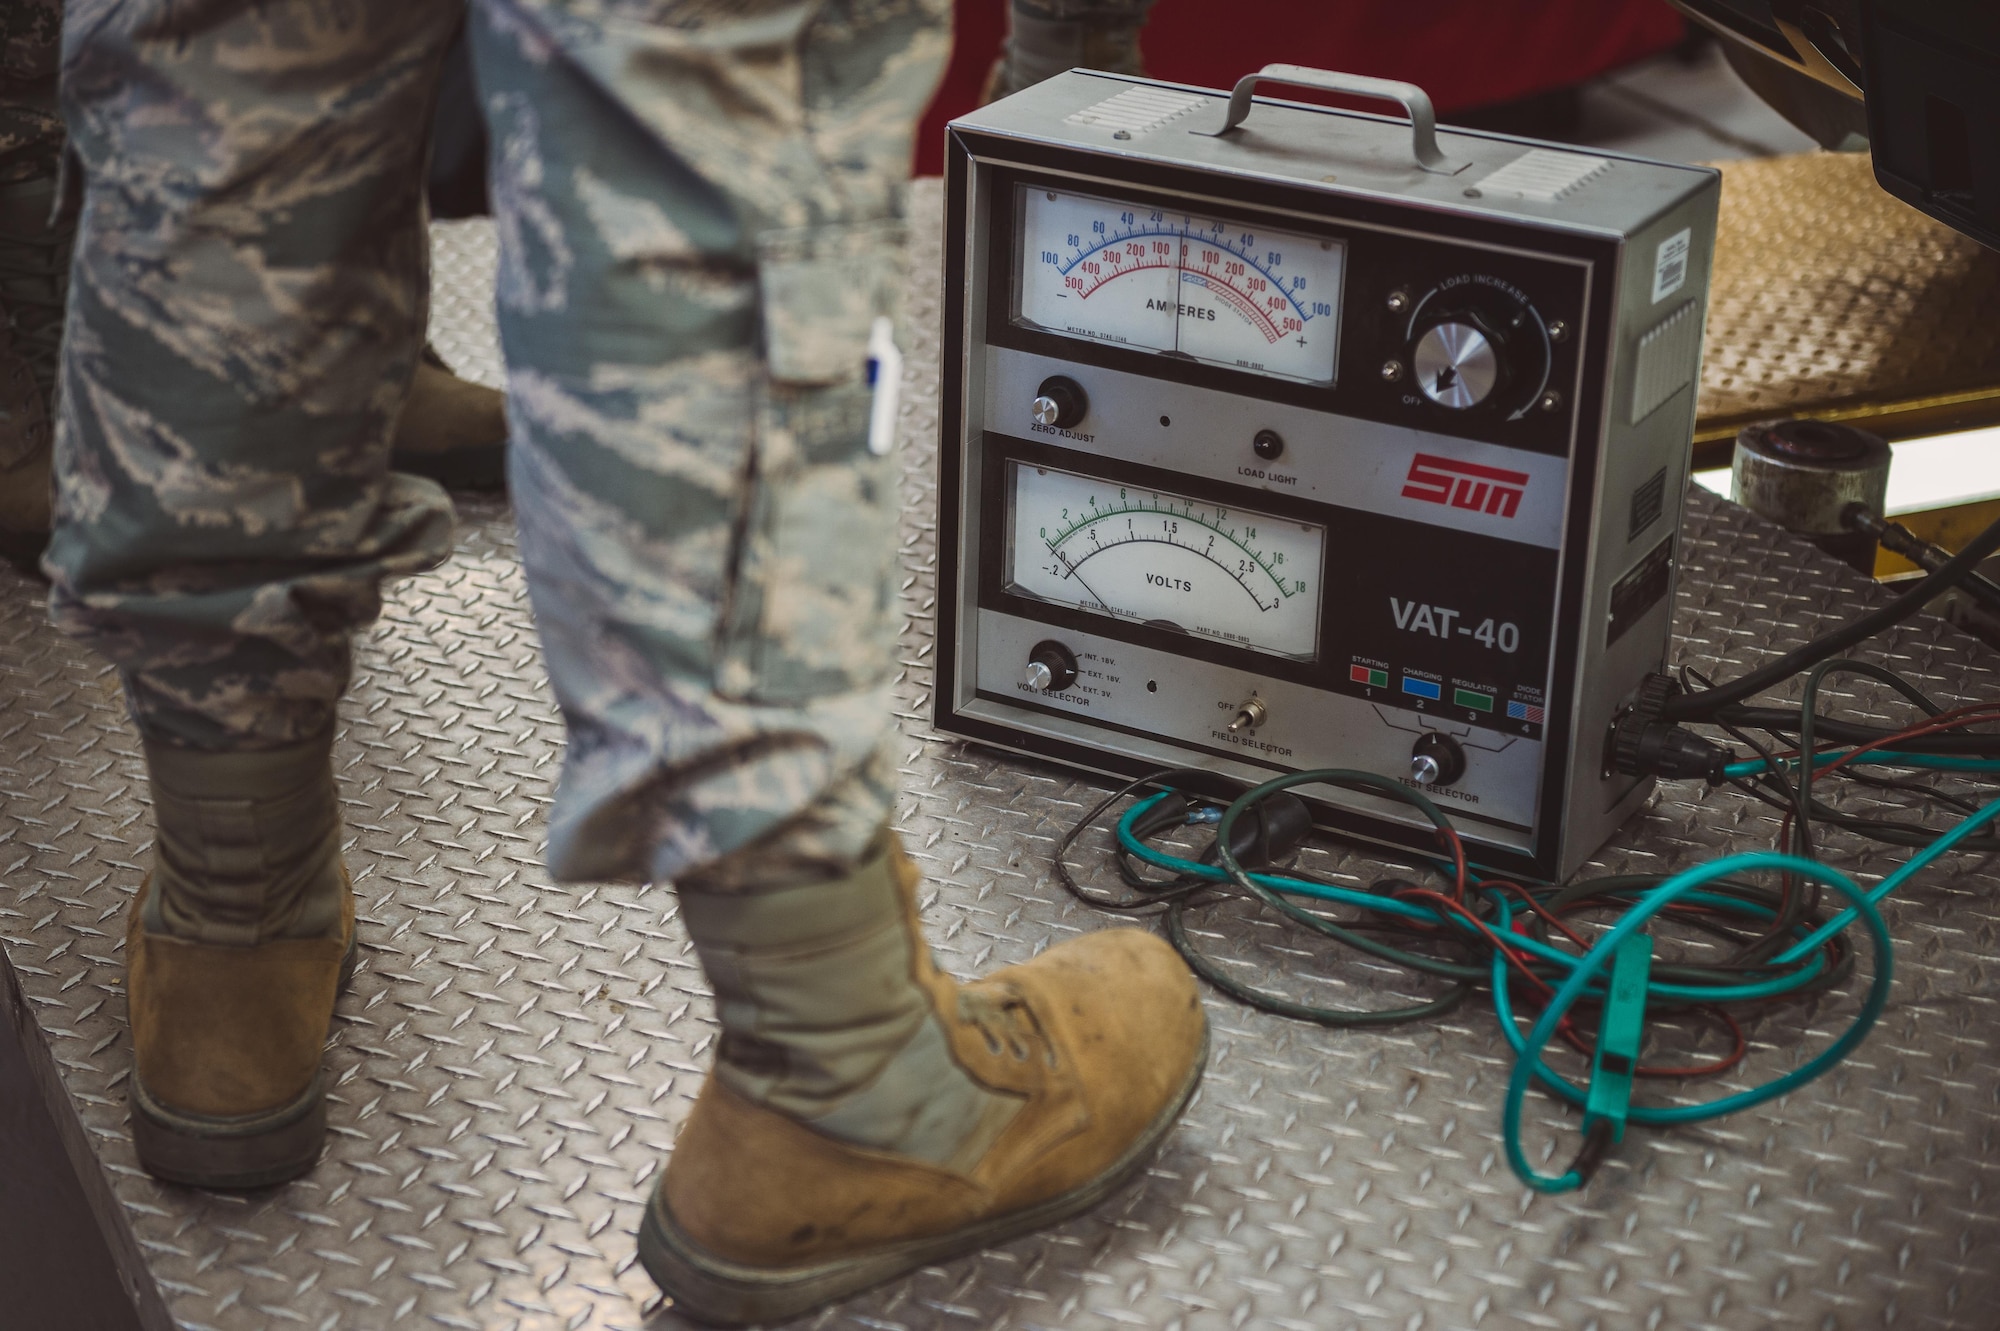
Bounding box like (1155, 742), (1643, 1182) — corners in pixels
(8, 181), (2000, 1331)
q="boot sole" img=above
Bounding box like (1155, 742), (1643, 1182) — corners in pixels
(130, 932), (357, 1190)
(638, 1021), (1209, 1327)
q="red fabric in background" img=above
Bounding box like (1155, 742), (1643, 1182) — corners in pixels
(915, 0), (1687, 176)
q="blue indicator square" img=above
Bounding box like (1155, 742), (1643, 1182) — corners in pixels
(1401, 676), (1441, 701)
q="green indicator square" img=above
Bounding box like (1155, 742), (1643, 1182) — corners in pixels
(1454, 688), (1494, 712)
(1368, 668), (1387, 688)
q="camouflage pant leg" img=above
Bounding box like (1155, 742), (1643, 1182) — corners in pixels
(45, 0), (462, 750)
(469, 0), (950, 884)
(0, 0), (60, 84)
(996, 0), (1154, 99)
(0, 0), (59, 181)
(1014, 0), (1156, 17)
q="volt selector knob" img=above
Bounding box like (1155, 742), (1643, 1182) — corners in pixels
(1023, 640), (1078, 694)
(1405, 281), (1550, 417)
(1031, 375), (1089, 429)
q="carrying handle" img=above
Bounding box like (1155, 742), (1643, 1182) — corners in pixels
(1196, 64), (1464, 175)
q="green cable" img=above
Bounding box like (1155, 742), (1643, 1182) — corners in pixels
(1724, 749), (2000, 779)
(1107, 771), (1978, 1191)
(1772, 792), (2000, 963)
(1118, 799), (1832, 1005)
(1157, 772), (1492, 1022)
(1498, 852), (1892, 1192)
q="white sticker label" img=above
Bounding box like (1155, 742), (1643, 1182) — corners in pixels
(1651, 228), (1692, 304)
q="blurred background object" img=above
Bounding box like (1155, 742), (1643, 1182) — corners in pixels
(1666, 1), (1999, 251)
(920, 0), (1692, 175)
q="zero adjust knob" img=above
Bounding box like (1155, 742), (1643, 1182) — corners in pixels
(1031, 375), (1089, 429)
(1405, 280), (1550, 417)
(1024, 639), (1078, 693)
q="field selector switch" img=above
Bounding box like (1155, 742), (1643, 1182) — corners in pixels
(935, 65), (1718, 881)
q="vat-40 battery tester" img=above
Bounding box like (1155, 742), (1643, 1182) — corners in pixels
(934, 67), (1721, 881)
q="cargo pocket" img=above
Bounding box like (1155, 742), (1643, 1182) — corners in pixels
(714, 219), (907, 706)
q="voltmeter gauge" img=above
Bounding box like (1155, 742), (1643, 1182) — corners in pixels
(1007, 462), (1324, 659)
(1017, 188), (1346, 384)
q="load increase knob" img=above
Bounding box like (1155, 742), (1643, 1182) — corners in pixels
(1405, 280), (1549, 416)
(1031, 375), (1088, 429)
(1023, 640), (1078, 693)
(1413, 318), (1501, 409)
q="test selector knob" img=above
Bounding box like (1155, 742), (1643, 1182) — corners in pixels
(1032, 376), (1089, 429)
(1024, 639), (1078, 693)
(1409, 731), (1467, 788)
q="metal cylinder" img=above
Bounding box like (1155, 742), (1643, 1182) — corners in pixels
(1730, 419), (1891, 574)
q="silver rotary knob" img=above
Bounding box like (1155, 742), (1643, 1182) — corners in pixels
(1024, 640), (1077, 694)
(1030, 375), (1088, 429)
(1412, 321), (1499, 410)
(1409, 732), (1466, 787)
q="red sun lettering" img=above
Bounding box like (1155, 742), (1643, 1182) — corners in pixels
(1401, 453), (1530, 519)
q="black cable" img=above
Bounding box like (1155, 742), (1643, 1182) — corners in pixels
(1051, 767), (1222, 914)
(1661, 510), (2000, 722)
(1053, 649), (1950, 1065)
(1709, 709), (2000, 754)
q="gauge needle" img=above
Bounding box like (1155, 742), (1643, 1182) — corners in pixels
(1048, 542), (1110, 611)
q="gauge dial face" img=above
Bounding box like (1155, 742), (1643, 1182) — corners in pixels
(1007, 463), (1324, 659)
(1016, 187), (1345, 384)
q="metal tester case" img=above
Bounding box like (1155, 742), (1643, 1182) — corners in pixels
(934, 67), (1720, 881)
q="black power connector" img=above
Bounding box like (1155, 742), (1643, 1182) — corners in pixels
(1609, 674), (1730, 783)
(1219, 791), (1312, 869)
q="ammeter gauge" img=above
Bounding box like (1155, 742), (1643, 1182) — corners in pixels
(938, 65), (1719, 881)
(1017, 188), (1346, 384)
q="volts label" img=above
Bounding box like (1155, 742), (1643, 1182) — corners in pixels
(1391, 598), (1519, 652)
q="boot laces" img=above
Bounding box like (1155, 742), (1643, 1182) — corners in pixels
(961, 988), (1058, 1068)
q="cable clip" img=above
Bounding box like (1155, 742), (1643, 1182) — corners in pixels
(1577, 930), (1653, 1179)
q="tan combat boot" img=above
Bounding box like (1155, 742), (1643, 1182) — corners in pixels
(639, 835), (1207, 1326)
(126, 730), (355, 1188)
(389, 345), (508, 491)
